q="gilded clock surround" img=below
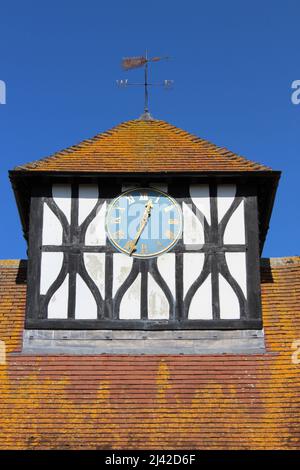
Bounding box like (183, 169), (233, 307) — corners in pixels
(106, 187), (183, 259)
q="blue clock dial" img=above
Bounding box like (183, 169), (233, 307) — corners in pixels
(106, 187), (182, 258)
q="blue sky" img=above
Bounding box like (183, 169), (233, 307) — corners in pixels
(0, 0), (299, 259)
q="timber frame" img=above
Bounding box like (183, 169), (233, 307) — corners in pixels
(15, 174), (272, 331)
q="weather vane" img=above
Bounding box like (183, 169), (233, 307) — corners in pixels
(117, 51), (173, 120)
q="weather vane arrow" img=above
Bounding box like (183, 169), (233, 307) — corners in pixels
(116, 51), (174, 120)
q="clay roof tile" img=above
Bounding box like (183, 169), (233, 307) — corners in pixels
(14, 119), (273, 173)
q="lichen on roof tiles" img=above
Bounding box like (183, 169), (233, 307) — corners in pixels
(14, 119), (272, 173)
(0, 257), (299, 449)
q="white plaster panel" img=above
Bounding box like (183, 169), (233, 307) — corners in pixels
(85, 201), (106, 245)
(224, 200), (245, 244)
(48, 274), (69, 319)
(113, 254), (133, 297)
(78, 184), (99, 226)
(40, 252), (64, 295)
(190, 184), (211, 225)
(188, 274), (213, 319)
(52, 184), (71, 224)
(183, 253), (205, 297)
(42, 203), (63, 245)
(219, 273), (240, 319)
(217, 184), (236, 223)
(183, 202), (204, 245)
(157, 253), (175, 298)
(75, 274), (97, 319)
(84, 253), (106, 299)
(148, 273), (169, 319)
(119, 273), (141, 319)
(225, 252), (247, 298)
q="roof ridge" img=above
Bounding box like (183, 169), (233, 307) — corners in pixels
(261, 256), (300, 267)
(0, 259), (24, 268)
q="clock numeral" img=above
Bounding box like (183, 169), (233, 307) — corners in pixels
(164, 205), (174, 213)
(113, 230), (125, 240)
(110, 217), (121, 224)
(165, 230), (175, 240)
(139, 192), (149, 201)
(168, 218), (179, 225)
(115, 206), (125, 212)
(140, 243), (148, 254)
(154, 196), (160, 203)
(126, 195), (135, 205)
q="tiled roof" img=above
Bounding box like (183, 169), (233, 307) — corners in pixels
(14, 119), (272, 173)
(0, 257), (300, 449)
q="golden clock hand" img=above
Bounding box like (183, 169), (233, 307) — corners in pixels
(128, 200), (153, 255)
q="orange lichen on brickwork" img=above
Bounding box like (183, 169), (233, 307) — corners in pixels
(0, 260), (26, 354)
(0, 257), (299, 449)
(13, 119), (272, 173)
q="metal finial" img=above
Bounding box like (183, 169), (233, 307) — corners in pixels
(117, 52), (173, 119)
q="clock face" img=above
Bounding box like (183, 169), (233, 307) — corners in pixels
(106, 187), (182, 258)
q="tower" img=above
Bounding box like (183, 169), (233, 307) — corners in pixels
(3, 58), (300, 451)
(10, 118), (280, 353)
